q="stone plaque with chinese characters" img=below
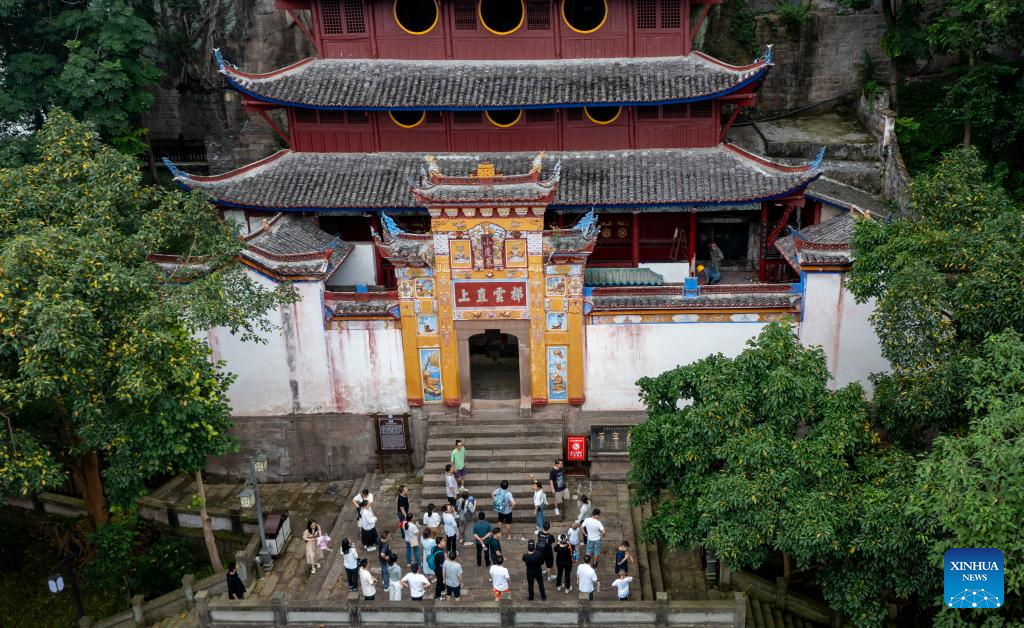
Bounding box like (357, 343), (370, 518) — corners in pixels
(452, 280), (528, 310)
(590, 425), (631, 455)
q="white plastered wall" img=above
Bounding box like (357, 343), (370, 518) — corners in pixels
(798, 272), (889, 394)
(208, 268), (409, 416)
(582, 321), (769, 411)
(327, 243), (378, 287)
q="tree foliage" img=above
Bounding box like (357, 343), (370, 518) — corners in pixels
(0, 111), (292, 522)
(847, 148), (1024, 443)
(629, 323), (930, 627)
(0, 0), (161, 159)
(914, 331), (1024, 626)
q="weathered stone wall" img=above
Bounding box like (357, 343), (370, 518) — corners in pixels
(855, 91), (910, 211)
(144, 0), (313, 170)
(754, 9), (892, 114)
(206, 414), (381, 483)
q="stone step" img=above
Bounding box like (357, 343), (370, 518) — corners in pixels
(750, 598), (765, 628)
(629, 503), (654, 601)
(424, 459), (562, 474)
(428, 424), (564, 439)
(426, 447), (561, 462)
(641, 502), (665, 595)
(426, 435), (563, 450)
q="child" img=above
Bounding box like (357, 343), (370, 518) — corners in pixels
(614, 541), (633, 575)
(611, 570), (634, 601)
(554, 533), (573, 593)
(566, 522), (581, 561)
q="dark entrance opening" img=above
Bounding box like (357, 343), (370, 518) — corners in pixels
(468, 330), (520, 400)
(479, 0), (525, 34)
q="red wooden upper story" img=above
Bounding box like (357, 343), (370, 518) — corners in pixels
(275, 0), (720, 59)
(286, 101), (726, 151)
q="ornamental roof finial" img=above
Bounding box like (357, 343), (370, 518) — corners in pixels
(810, 146), (826, 170)
(381, 214), (405, 237)
(530, 151), (546, 174)
(162, 157), (189, 181)
(424, 155), (441, 182)
(758, 44), (774, 65)
(213, 48), (226, 73)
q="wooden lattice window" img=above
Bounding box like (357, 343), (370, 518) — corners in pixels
(662, 103), (687, 118)
(321, 0), (344, 34)
(525, 109), (555, 122)
(319, 110), (345, 124)
(347, 111), (369, 124)
(637, 0), (657, 29)
(660, 0), (680, 28)
(691, 101), (713, 118)
(344, 0), (366, 33)
(526, 1), (551, 29)
(295, 109), (318, 123)
(454, 0), (478, 29)
(566, 108), (584, 121)
(453, 111), (482, 124)
(636, 106), (659, 119)
(425, 111), (443, 123)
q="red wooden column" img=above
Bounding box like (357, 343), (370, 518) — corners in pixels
(758, 203), (769, 282)
(631, 212), (641, 268)
(687, 212), (697, 273)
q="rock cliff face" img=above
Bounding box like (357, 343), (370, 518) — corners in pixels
(706, 2), (892, 115)
(143, 0), (313, 172)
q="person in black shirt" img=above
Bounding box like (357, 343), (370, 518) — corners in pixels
(553, 534), (573, 593)
(548, 459), (569, 517)
(537, 521), (556, 579)
(397, 484), (410, 523)
(521, 540), (547, 601)
(226, 561), (246, 600)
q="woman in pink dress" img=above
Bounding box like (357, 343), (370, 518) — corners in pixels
(304, 519), (324, 575)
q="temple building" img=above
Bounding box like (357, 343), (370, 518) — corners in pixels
(165, 0), (887, 427)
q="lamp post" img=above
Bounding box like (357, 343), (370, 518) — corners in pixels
(48, 555), (85, 618)
(239, 449), (273, 571)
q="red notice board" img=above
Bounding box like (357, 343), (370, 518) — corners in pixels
(566, 435), (587, 461)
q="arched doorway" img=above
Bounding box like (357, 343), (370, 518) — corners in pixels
(468, 330), (520, 400)
(456, 320), (532, 417)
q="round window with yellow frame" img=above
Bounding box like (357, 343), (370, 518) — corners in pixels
(389, 110), (427, 128)
(561, 0), (608, 34)
(478, 0), (526, 35)
(393, 0), (439, 35)
(584, 105), (621, 125)
(485, 109), (523, 128)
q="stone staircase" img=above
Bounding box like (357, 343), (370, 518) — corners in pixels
(746, 597), (827, 628)
(420, 411), (565, 524)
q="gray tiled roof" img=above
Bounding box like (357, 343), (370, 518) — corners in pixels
(178, 147), (820, 211)
(775, 212), (855, 272)
(242, 213), (354, 277)
(592, 291), (799, 310)
(585, 267), (665, 287)
(221, 55), (768, 109)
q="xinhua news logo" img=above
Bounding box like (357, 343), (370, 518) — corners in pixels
(944, 548), (1004, 609)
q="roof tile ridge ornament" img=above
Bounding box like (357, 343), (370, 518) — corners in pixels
(425, 155), (442, 183)
(758, 44), (774, 66)
(530, 151), (546, 178)
(161, 157), (189, 181)
(380, 214), (406, 239)
(573, 208), (599, 238)
(213, 48), (233, 74)
(810, 146), (826, 171)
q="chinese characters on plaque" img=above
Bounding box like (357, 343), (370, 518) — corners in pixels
(452, 280), (528, 309)
(589, 425), (631, 454)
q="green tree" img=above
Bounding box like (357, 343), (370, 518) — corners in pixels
(629, 323), (930, 627)
(0, 111), (292, 525)
(847, 148), (1024, 444)
(914, 330), (1024, 626)
(0, 0), (161, 160)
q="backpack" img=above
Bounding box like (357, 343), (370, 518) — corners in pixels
(492, 489), (509, 513)
(536, 532), (551, 553)
(426, 546), (444, 571)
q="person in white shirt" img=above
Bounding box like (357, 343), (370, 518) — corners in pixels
(444, 463), (459, 507)
(581, 509), (606, 567)
(441, 504), (459, 551)
(341, 538), (360, 592)
(576, 554), (600, 601)
(422, 503), (442, 539)
(358, 559), (377, 600)
(611, 571), (634, 601)
(386, 554), (403, 601)
(358, 500), (379, 552)
(352, 488), (373, 520)
(420, 528), (437, 576)
(400, 563), (431, 601)
(532, 480), (548, 535)
(489, 555), (511, 601)
(402, 519), (421, 566)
